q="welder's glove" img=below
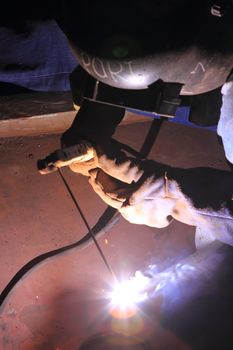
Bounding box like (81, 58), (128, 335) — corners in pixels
(87, 151), (233, 247)
(61, 98), (125, 177)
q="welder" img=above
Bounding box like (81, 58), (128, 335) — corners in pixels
(47, 0), (233, 246)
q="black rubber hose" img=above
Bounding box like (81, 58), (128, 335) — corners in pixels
(0, 207), (119, 310)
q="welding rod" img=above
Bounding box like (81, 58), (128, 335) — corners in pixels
(58, 168), (118, 284)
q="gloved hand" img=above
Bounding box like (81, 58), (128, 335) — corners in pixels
(60, 98), (125, 176)
(69, 143), (233, 246)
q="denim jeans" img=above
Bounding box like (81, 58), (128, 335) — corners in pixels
(0, 20), (78, 92)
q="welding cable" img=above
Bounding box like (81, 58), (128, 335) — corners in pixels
(0, 117), (164, 309)
(0, 206), (119, 309)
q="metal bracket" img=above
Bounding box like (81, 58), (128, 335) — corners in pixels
(70, 66), (183, 118)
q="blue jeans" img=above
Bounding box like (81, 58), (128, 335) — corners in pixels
(0, 20), (78, 92)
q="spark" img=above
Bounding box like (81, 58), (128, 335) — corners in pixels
(108, 271), (150, 318)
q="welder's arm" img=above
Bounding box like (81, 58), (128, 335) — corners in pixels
(217, 78), (233, 165)
(85, 151), (233, 246)
(60, 99), (125, 176)
(61, 99), (125, 147)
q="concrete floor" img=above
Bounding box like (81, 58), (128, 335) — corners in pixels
(0, 120), (233, 349)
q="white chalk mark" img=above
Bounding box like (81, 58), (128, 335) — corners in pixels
(190, 62), (206, 74)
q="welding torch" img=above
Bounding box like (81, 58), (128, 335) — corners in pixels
(37, 141), (94, 174)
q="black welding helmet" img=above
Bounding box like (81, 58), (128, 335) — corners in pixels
(57, 0), (233, 95)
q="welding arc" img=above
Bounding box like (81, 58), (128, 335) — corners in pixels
(58, 168), (118, 284)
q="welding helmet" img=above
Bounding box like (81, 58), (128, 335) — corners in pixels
(58, 0), (233, 96)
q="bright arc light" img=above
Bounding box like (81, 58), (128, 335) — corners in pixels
(109, 271), (150, 309)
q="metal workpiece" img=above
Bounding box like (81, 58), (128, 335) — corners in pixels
(59, 0), (233, 95)
(37, 141), (94, 174)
